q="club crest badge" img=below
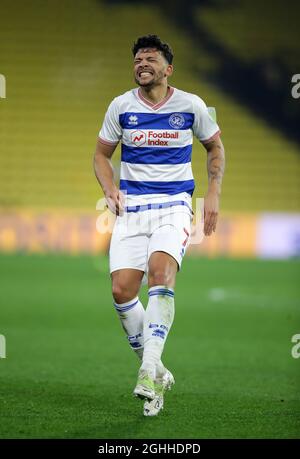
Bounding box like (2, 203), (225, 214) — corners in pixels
(168, 113), (185, 129)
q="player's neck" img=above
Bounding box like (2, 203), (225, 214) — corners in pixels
(139, 83), (170, 105)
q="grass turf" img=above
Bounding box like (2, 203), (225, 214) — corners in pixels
(0, 253), (299, 439)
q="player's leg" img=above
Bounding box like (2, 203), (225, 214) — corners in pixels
(134, 211), (192, 404)
(111, 268), (167, 371)
(109, 213), (166, 374)
(109, 210), (148, 360)
(140, 250), (177, 376)
(133, 250), (177, 400)
(111, 268), (145, 359)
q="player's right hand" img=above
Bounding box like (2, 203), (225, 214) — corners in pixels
(105, 188), (125, 216)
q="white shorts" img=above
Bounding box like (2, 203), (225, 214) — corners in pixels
(109, 205), (192, 276)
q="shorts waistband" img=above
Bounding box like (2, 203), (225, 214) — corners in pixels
(125, 200), (193, 214)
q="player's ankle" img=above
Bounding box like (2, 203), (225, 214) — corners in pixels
(140, 363), (155, 380)
(156, 360), (166, 378)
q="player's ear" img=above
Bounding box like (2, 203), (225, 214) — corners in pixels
(165, 64), (173, 77)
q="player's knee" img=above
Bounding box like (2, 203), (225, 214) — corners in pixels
(148, 269), (173, 288)
(112, 281), (137, 304)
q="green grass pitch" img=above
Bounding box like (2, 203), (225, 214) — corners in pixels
(0, 253), (299, 439)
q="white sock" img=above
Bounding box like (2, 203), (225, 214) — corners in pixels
(113, 297), (166, 374)
(114, 297), (144, 356)
(141, 286), (175, 379)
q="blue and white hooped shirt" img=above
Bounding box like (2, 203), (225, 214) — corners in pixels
(99, 86), (221, 212)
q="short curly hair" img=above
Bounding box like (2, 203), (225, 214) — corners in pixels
(132, 34), (173, 64)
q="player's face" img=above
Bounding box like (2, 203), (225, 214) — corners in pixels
(133, 48), (173, 88)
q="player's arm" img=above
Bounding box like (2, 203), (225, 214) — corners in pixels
(93, 138), (124, 215)
(203, 135), (225, 236)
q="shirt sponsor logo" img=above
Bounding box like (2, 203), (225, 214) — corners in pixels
(131, 130), (147, 146)
(169, 113), (185, 129)
(131, 130), (179, 146)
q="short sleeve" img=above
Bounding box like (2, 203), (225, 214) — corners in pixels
(192, 96), (221, 144)
(98, 98), (122, 145)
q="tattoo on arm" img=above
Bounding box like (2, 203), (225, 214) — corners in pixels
(206, 141), (225, 186)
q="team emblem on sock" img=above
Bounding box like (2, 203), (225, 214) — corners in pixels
(149, 323), (169, 340)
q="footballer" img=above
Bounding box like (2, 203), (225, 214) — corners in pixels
(94, 35), (225, 416)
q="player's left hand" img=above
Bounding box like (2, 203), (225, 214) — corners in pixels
(203, 191), (219, 236)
